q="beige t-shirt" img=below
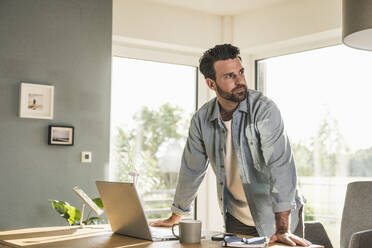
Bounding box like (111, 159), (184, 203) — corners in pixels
(223, 120), (255, 226)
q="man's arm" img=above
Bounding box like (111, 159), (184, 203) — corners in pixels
(269, 211), (311, 246)
(149, 212), (181, 227)
(257, 103), (297, 213)
(150, 114), (208, 227)
(256, 102), (311, 246)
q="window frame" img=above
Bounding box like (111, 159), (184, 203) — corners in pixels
(250, 29), (341, 90)
(111, 40), (210, 222)
(251, 31), (356, 247)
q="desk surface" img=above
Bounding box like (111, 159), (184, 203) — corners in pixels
(0, 225), (323, 248)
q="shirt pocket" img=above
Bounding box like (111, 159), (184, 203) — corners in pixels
(246, 124), (269, 171)
(245, 135), (262, 172)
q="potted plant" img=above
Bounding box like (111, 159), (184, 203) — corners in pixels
(49, 198), (104, 226)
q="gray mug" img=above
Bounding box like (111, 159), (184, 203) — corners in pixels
(172, 220), (202, 244)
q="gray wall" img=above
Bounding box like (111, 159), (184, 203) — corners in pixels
(0, 0), (112, 228)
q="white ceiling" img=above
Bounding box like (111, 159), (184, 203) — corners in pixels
(146, 0), (290, 15)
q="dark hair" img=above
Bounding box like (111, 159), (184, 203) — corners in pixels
(199, 44), (241, 81)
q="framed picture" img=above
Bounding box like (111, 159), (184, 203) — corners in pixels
(48, 125), (74, 146)
(19, 82), (54, 119)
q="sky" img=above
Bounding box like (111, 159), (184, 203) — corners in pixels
(261, 44), (372, 152)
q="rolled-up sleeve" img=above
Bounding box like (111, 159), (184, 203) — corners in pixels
(171, 114), (209, 216)
(256, 102), (297, 213)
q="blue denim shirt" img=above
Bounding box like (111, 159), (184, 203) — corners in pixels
(171, 89), (304, 237)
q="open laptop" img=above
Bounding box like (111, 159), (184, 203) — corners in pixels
(96, 181), (177, 241)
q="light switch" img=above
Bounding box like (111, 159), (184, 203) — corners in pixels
(81, 152), (92, 163)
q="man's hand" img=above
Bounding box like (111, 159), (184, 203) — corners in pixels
(149, 213), (181, 227)
(269, 210), (312, 247)
(269, 232), (312, 247)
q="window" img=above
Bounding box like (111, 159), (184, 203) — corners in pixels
(256, 45), (372, 247)
(110, 57), (197, 220)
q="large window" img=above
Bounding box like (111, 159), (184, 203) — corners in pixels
(257, 45), (372, 247)
(110, 57), (197, 220)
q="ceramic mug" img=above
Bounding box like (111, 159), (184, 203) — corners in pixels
(172, 220), (202, 244)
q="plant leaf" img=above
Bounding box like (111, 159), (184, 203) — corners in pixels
(49, 200), (68, 215)
(92, 198), (104, 209)
(49, 199), (81, 226)
(65, 204), (81, 225)
(83, 216), (104, 225)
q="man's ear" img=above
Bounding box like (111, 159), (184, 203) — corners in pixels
(206, 78), (215, 90)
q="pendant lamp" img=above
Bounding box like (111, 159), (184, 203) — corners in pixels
(343, 0), (372, 50)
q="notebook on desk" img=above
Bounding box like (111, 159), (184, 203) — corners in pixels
(96, 181), (177, 241)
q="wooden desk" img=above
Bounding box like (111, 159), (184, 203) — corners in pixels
(0, 225), (323, 248)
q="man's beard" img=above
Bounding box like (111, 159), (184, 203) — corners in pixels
(215, 83), (248, 103)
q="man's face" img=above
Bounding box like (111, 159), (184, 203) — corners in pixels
(212, 58), (247, 103)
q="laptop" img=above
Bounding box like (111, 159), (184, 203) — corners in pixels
(96, 181), (177, 241)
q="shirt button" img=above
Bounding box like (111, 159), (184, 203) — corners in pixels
(250, 141), (253, 145)
(219, 182), (223, 185)
(221, 165), (224, 168)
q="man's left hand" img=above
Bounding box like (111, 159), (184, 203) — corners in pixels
(269, 232), (312, 247)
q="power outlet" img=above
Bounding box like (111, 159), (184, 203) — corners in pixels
(81, 152), (92, 163)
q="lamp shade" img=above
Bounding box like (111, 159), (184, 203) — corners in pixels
(342, 0), (372, 50)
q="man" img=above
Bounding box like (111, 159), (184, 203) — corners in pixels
(150, 44), (311, 247)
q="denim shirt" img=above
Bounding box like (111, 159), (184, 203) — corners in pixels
(171, 89), (304, 237)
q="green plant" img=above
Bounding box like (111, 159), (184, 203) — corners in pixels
(115, 103), (191, 193)
(304, 204), (315, 221)
(49, 198), (104, 226)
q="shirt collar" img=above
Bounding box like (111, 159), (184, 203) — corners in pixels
(208, 95), (249, 122)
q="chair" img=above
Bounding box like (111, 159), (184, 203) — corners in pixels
(304, 181), (372, 248)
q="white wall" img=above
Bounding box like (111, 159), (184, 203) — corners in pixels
(112, 0), (344, 232)
(235, 0), (341, 52)
(113, 0), (221, 51)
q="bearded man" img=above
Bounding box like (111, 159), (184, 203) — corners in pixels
(150, 44), (311, 247)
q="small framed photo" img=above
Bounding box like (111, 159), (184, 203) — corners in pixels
(48, 125), (74, 146)
(19, 82), (54, 119)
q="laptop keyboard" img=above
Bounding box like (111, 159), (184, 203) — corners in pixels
(150, 226), (176, 239)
